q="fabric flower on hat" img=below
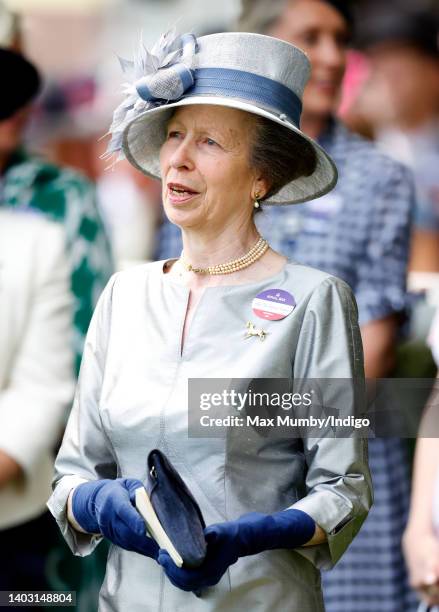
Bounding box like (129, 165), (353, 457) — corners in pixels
(104, 28), (198, 162)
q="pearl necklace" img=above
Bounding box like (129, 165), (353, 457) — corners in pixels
(180, 236), (269, 275)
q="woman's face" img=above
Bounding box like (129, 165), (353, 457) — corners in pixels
(159, 105), (266, 232)
(268, 0), (349, 118)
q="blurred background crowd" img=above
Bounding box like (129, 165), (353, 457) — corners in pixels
(0, 0), (439, 610)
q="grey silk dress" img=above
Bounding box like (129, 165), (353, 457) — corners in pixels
(47, 259), (372, 612)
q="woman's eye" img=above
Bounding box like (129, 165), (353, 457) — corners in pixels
(300, 31), (319, 46)
(205, 138), (217, 146)
(167, 131), (181, 139)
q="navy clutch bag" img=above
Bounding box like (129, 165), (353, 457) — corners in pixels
(136, 449), (207, 569)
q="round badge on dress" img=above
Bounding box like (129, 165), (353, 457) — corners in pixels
(252, 289), (296, 321)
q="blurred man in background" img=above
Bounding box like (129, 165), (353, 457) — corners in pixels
(0, 48), (75, 603)
(0, 4), (113, 607)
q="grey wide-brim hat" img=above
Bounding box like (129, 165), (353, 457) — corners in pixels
(105, 30), (337, 205)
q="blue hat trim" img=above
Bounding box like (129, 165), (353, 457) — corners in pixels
(184, 67), (302, 127)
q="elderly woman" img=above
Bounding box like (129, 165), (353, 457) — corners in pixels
(48, 31), (372, 611)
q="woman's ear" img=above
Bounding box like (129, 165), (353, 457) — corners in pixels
(252, 175), (271, 200)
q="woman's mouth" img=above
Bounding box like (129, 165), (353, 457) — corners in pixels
(167, 183), (199, 204)
(313, 78), (340, 96)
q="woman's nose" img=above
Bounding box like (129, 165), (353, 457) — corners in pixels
(318, 37), (345, 71)
(169, 138), (195, 171)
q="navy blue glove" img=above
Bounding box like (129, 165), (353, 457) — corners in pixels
(158, 508), (315, 591)
(72, 478), (159, 559)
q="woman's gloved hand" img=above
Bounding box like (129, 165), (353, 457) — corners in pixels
(72, 478), (159, 559)
(158, 508), (316, 591)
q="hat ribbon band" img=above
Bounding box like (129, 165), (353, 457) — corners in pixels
(183, 67), (302, 127)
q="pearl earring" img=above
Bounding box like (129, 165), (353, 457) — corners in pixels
(254, 192), (261, 209)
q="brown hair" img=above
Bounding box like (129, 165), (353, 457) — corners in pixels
(250, 115), (317, 201)
(238, 0), (288, 34)
(237, 0), (352, 35)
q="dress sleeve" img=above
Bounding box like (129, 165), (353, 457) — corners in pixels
(47, 274), (118, 557)
(354, 162), (414, 325)
(289, 277), (373, 569)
